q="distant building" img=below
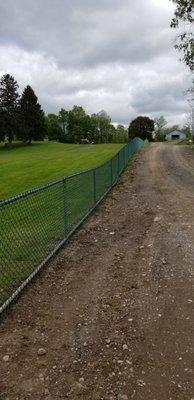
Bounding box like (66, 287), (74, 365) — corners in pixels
(165, 130), (186, 141)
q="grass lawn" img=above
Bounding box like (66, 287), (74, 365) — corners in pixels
(0, 138), (147, 310)
(0, 141), (124, 200)
(0, 140), (128, 308)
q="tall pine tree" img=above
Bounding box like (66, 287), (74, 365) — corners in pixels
(19, 85), (46, 144)
(0, 74), (19, 145)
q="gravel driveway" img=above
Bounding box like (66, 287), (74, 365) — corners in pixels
(0, 143), (194, 400)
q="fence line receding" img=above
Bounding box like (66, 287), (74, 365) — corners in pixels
(0, 137), (149, 313)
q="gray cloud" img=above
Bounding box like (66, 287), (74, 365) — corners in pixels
(0, 0), (175, 66)
(0, 0), (192, 127)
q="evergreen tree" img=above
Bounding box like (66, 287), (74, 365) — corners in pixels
(0, 74), (19, 145)
(19, 85), (46, 144)
(0, 109), (6, 142)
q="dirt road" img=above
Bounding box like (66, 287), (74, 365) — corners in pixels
(0, 143), (194, 400)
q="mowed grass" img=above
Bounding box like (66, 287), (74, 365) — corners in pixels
(0, 141), (124, 200)
(0, 140), (126, 307)
(1, 138), (147, 309)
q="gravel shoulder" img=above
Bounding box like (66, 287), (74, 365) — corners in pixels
(0, 143), (194, 400)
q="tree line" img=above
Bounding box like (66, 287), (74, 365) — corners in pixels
(47, 108), (128, 144)
(0, 74), (129, 146)
(2, 73), (189, 147)
(0, 73), (155, 146)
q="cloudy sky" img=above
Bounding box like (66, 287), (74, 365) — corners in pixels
(0, 0), (192, 126)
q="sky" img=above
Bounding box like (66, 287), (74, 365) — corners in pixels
(0, 0), (192, 127)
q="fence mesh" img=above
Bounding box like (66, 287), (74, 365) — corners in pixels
(0, 137), (149, 311)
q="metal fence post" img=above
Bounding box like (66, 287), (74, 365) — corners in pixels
(110, 159), (113, 186)
(117, 152), (120, 177)
(127, 143), (130, 160)
(62, 178), (68, 235)
(93, 169), (97, 205)
(121, 149), (124, 171)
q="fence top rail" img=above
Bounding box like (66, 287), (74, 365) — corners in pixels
(0, 137), (144, 208)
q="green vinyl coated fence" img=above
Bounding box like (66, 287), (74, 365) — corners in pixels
(0, 137), (149, 312)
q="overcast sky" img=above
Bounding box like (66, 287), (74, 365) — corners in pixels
(0, 0), (192, 126)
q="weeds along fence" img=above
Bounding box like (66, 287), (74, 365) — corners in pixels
(0, 137), (149, 313)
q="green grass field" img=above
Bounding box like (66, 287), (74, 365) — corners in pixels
(0, 141), (124, 200)
(0, 140), (127, 307)
(0, 138), (147, 310)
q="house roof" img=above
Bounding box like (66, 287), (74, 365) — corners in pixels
(166, 130), (184, 135)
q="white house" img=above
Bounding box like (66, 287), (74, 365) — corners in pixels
(165, 130), (186, 141)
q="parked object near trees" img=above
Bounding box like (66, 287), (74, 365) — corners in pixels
(81, 138), (90, 144)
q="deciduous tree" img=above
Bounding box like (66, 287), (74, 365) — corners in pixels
(89, 113), (100, 143)
(58, 108), (69, 136)
(97, 110), (112, 143)
(170, 0), (194, 71)
(128, 116), (154, 141)
(68, 106), (87, 143)
(46, 114), (64, 142)
(115, 125), (128, 143)
(154, 116), (167, 141)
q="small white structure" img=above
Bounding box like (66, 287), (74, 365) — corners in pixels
(165, 130), (186, 141)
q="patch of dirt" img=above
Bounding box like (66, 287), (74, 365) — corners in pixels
(0, 143), (194, 400)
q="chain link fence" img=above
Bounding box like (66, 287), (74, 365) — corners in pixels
(0, 137), (149, 312)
